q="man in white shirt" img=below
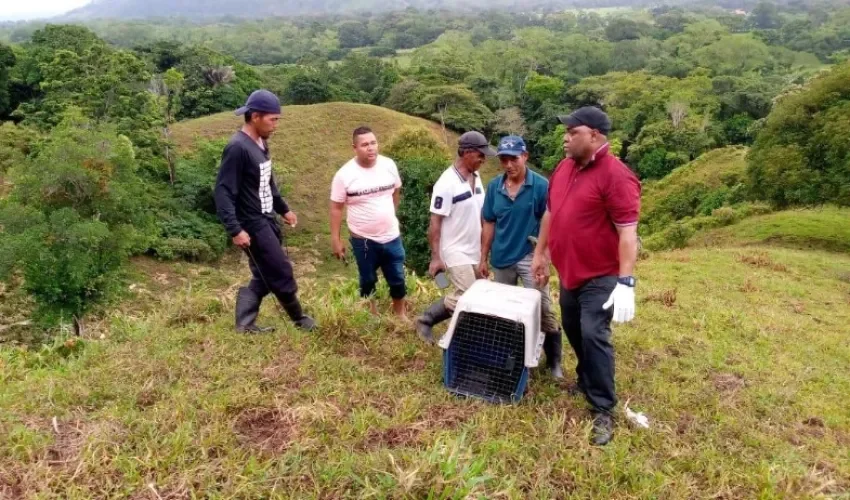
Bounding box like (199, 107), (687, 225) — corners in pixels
(330, 127), (407, 318)
(415, 131), (495, 343)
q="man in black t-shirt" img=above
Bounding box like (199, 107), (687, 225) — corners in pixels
(214, 89), (316, 332)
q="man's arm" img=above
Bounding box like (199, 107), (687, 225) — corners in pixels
(531, 210), (552, 285)
(616, 224), (638, 277)
(480, 220), (495, 276)
(427, 214), (446, 276)
(214, 143), (244, 238)
(329, 200), (346, 259)
(393, 188), (401, 210)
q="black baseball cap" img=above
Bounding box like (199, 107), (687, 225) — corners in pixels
(235, 89), (281, 116)
(557, 106), (611, 136)
(458, 131), (497, 156)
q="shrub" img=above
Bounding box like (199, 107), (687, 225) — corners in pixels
(384, 126), (450, 163)
(396, 157), (449, 276)
(711, 206), (738, 226)
(368, 46), (396, 57)
(0, 206), (131, 326)
(644, 222), (694, 251)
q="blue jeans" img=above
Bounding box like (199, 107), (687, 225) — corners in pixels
(349, 236), (407, 299)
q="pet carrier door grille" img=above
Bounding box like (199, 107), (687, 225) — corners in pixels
(443, 311), (528, 404)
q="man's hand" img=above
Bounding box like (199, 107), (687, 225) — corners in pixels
(428, 258), (447, 277)
(602, 283), (636, 323)
(477, 260), (490, 279)
(232, 231), (251, 249)
(331, 238), (346, 261)
(283, 211), (298, 227)
(531, 253), (550, 286)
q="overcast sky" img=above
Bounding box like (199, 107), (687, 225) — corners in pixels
(0, 0), (91, 21)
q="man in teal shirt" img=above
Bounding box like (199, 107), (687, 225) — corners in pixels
(480, 135), (563, 379)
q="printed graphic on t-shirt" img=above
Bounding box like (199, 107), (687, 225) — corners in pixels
(347, 183), (396, 197)
(259, 160), (273, 213)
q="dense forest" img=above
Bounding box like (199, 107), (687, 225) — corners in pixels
(0, 1), (849, 326)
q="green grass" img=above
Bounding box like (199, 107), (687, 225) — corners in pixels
(691, 206), (850, 252)
(2, 240), (850, 497)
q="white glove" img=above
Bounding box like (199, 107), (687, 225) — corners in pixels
(602, 283), (635, 323)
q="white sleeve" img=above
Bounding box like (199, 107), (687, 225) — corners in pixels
(430, 178), (452, 217)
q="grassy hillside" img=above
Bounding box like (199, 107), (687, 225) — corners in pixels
(172, 102), (470, 257)
(641, 146), (748, 224)
(691, 206), (850, 252)
(2, 242), (849, 497)
(4, 104), (850, 497)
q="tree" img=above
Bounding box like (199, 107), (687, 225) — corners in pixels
(338, 21), (372, 49)
(751, 1), (782, 30)
(421, 85), (494, 133)
(747, 61), (850, 206)
(0, 43), (15, 119)
(152, 68), (185, 184)
(628, 119), (715, 178)
(694, 35), (773, 76)
(493, 107), (528, 137)
(331, 53), (400, 104)
(605, 18), (650, 42)
(0, 110), (153, 326)
(283, 73), (332, 105)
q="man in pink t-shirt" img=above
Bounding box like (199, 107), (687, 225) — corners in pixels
(330, 127), (407, 318)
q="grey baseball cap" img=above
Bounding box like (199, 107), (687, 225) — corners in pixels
(458, 131), (497, 156)
(235, 89), (281, 116)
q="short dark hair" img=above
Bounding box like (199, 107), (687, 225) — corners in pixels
(352, 126), (374, 143)
(244, 110), (267, 123)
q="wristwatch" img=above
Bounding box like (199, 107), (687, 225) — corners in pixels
(618, 276), (637, 287)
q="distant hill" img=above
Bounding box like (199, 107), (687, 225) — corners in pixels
(171, 102), (465, 252)
(62, 0), (588, 20)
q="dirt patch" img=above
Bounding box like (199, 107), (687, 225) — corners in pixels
(739, 278), (759, 293)
(233, 407), (300, 455)
(632, 350), (662, 371)
(357, 402), (477, 451)
(803, 417), (825, 428)
(259, 347), (321, 400)
(738, 252), (788, 273)
(676, 412), (697, 435)
(135, 388), (162, 409)
(129, 481), (190, 500)
(361, 425), (422, 450)
(642, 288), (677, 307)
(0, 469), (25, 500)
(712, 373), (747, 395)
(419, 403), (477, 430)
(43, 417), (89, 469)
(789, 301), (806, 314)
(665, 337), (701, 358)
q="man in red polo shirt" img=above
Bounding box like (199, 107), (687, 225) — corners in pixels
(531, 106), (640, 446)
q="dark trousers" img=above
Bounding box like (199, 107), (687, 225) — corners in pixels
(244, 217), (297, 303)
(349, 236), (407, 299)
(560, 276), (618, 413)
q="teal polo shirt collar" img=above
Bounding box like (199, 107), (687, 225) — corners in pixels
(498, 169), (534, 197)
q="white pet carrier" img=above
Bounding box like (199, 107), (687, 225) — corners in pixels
(438, 280), (544, 403)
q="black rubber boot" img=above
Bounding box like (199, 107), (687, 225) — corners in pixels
(235, 287), (275, 334)
(280, 296), (316, 332)
(543, 333), (565, 379)
(414, 299), (452, 344)
(591, 412), (614, 446)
